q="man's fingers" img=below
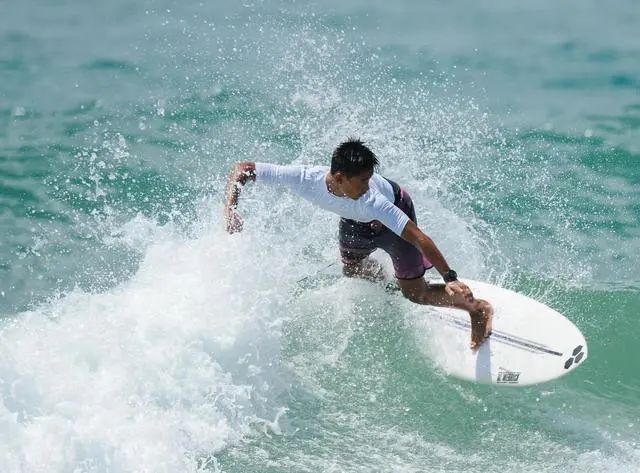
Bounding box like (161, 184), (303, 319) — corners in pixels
(445, 282), (475, 302)
(447, 283), (463, 294)
(225, 210), (244, 234)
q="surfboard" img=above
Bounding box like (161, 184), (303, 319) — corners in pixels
(412, 279), (588, 386)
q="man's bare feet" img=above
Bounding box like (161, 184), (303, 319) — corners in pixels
(469, 299), (493, 350)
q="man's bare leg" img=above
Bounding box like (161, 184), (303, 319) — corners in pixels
(397, 277), (493, 350)
(342, 257), (386, 282)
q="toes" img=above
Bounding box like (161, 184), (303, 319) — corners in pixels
(470, 301), (493, 350)
(482, 302), (494, 337)
(485, 321), (493, 338)
(470, 330), (483, 350)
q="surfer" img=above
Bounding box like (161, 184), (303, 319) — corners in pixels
(223, 138), (492, 350)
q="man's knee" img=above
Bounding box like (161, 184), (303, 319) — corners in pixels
(400, 285), (423, 303)
(398, 278), (429, 304)
(342, 261), (362, 278)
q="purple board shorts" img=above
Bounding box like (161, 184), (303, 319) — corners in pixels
(339, 179), (433, 280)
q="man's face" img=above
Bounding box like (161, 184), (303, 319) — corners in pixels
(340, 169), (373, 200)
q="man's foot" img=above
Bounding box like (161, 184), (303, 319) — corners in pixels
(469, 299), (493, 351)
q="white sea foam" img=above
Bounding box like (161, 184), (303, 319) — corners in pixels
(0, 214), (293, 472)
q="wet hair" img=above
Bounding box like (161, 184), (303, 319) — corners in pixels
(330, 138), (379, 177)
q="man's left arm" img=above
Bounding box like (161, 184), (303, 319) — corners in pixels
(401, 220), (472, 299)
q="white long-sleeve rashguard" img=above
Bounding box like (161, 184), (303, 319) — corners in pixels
(254, 163), (410, 237)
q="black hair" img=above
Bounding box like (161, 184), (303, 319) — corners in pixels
(330, 138), (379, 177)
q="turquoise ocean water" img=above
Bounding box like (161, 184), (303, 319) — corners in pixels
(1, 0), (639, 471)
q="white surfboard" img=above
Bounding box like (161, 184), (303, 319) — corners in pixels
(413, 279), (588, 386)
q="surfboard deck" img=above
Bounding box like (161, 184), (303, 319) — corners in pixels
(412, 279), (588, 386)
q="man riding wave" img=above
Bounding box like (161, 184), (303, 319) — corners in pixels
(224, 138), (492, 350)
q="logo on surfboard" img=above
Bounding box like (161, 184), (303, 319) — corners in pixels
(564, 345), (585, 370)
(496, 368), (521, 384)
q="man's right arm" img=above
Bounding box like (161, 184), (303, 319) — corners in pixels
(224, 161), (256, 233)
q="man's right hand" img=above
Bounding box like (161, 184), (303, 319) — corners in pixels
(223, 162), (256, 233)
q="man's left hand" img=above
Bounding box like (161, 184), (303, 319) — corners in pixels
(445, 280), (473, 301)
